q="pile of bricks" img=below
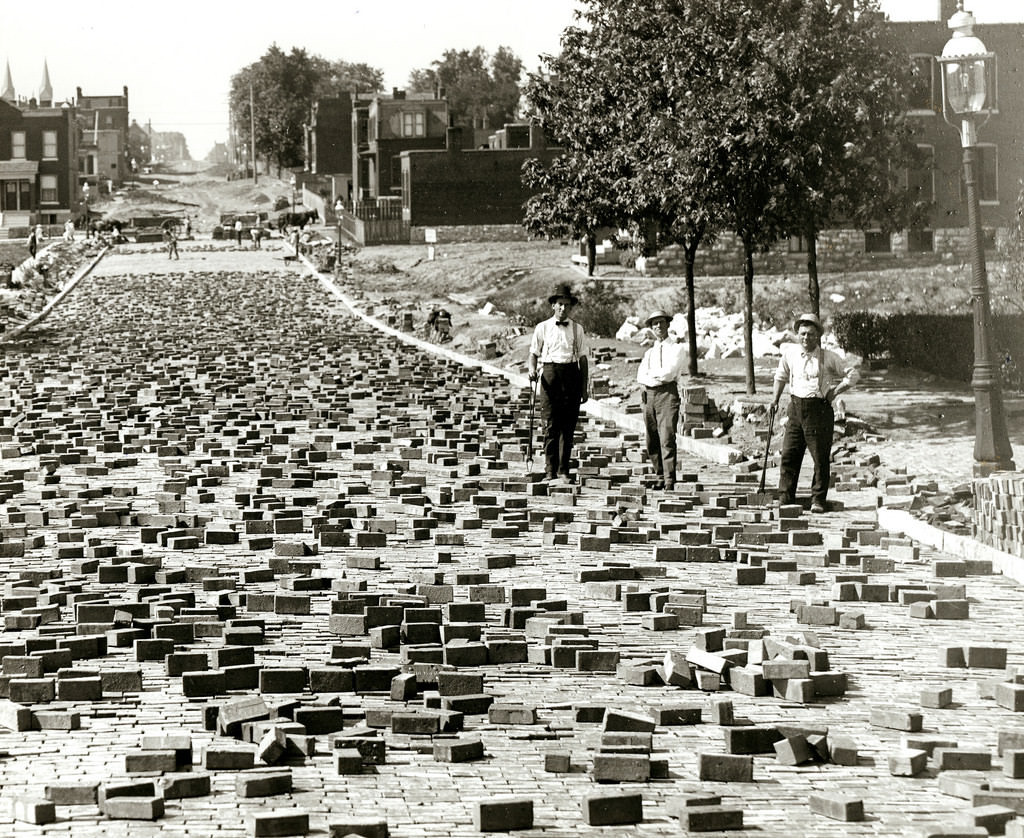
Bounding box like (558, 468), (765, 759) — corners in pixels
(972, 472), (1024, 558)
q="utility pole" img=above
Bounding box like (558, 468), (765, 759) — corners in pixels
(249, 82), (257, 185)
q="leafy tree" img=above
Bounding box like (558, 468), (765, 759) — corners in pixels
(408, 47), (523, 130)
(993, 180), (1024, 315)
(765, 0), (923, 317)
(230, 46), (383, 175)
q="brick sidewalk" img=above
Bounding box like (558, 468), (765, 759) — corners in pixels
(0, 243), (1020, 837)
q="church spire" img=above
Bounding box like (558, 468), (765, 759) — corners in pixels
(1, 60), (14, 103)
(38, 59), (52, 106)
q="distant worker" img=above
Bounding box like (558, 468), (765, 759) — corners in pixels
(63, 219), (75, 242)
(636, 309), (685, 491)
(27, 228), (37, 260)
(165, 226), (179, 260)
(290, 226), (300, 260)
(234, 218), (243, 246)
(425, 308), (452, 343)
(770, 312), (859, 514)
(527, 283), (589, 484)
(185, 217), (192, 239)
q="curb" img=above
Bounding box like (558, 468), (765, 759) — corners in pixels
(308, 262), (750, 468)
(878, 506), (1024, 585)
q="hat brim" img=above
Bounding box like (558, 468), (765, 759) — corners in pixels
(549, 294), (579, 305)
(794, 318), (822, 333)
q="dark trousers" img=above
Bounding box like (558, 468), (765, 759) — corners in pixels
(539, 362), (582, 476)
(778, 395), (834, 505)
(642, 384), (679, 483)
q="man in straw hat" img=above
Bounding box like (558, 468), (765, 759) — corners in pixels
(636, 309), (685, 490)
(770, 312), (859, 513)
(528, 283), (589, 484)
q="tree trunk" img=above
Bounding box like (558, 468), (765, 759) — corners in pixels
(806, 220), (820, 318)
(586, 233), (596, 277)
(743, 239), (756, 395)
(685, 245), (699, 377)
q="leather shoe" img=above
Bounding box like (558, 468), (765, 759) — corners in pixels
(557, 472), (576, 484)
(651, 480), (665, 491)
(810, 502), (826, 514)
(664, 480), (675, 491)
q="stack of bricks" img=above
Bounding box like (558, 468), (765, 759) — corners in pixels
(679, 385), (726, 440)
(972, 472), (1024, 558)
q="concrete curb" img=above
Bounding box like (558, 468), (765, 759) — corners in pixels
(309, 263), (751, 469)
(2, 246), (110, 343)
(878, 506), (1024, 585)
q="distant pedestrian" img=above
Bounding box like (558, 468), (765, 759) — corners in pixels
(63, 219), (75, 242)
(251, 222), (263, 249)
(636, 309), (685, 490)
(185, 217), (192, 239)
(290, 227), (300, 260)
(770, 312), (859, 513)
(27, 229), (37, 260)
(35, 223), (44, 245)
(234, 218), (243, 246)
(165, 227), (179, 260)
(528, 283), (589, 484)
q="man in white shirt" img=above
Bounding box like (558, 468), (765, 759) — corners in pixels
(636, 310), (686, 490)
(771, 313), (859, 513)
(528, 284), (589, 484)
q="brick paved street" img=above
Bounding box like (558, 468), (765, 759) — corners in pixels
(0, 238), (1021, 837)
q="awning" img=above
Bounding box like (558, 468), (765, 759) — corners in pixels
(0, 159), (39, 179)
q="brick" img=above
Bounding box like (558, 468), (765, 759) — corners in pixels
(996, 682), (1024, 712)
(698, 753), (753, 782)
(871, 707), (923, 732)
(235, 768), (292, 797)
(921, 686), (954, 709)
(252, 810), (310, 837)
(158, 772), (211, 799)
(473, 797), (534, 831)
(12, 797), (56, 825)
(433, 736), (485, 762)
(889, 748), (928, 776)
(809, 792), (864, 821)
(581, 791), (644, 826)
(933, 748), (992, 771)
(677, 805), (744, 832)
(44, 782), (99, 805)
(105, 796), (164, 820)
(592, 753), (651, 782)
(326, 819), (389, 838)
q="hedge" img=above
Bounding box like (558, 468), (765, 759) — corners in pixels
(833, 311), (1024, 393)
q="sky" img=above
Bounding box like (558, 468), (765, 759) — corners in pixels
(0, 0), (1021, 158)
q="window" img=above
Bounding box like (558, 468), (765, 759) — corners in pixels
(11, 131), (26, 159)
(906, 144), (935, 203)
(40, 174), (58, 204)
(907, 228), (933, 253)
(402, 111), (425, 137)
(864, 231), (892, 253)
(787, 234), (809, 254)
(908, 55), (936, 112)
(42, 130), (58, 159)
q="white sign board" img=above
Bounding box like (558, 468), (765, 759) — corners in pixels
(424, 228), (437, 243)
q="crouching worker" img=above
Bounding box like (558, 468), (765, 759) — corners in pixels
(770, 312), (858, 513)
(636, 310), (685, 490)
(527, 284), (589, 484)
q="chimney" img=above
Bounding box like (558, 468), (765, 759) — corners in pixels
(392, 87), (405, 100)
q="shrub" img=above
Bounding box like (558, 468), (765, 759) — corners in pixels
(833, 312), (891, 360)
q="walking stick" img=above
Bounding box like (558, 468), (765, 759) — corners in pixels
(525, 376), (539, 470)
(756, 404), (777, 505)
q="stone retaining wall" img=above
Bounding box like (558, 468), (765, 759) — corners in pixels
(410, 224), (527, 244)
(972, 472), (1024, 558)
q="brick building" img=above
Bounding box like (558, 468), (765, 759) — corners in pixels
(399, 122), (560, 240)
(352, 89), (448, 202)
(76, 86), (130, 189)
(0, 62), (78, 231)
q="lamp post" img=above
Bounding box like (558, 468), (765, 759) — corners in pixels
(937, 2), (1015, 476)
(290, 175), (297, 215)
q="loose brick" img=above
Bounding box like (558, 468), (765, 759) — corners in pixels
(581, 791), (644, 826)
(809, 792), (864, 821)
(473, 797), (534, 832)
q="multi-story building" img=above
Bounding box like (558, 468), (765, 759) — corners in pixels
(0, 62), (78, 231)
(76, 85), (130, 189)
(351, 89), (448, 202)
(886, 0), (1024, 256)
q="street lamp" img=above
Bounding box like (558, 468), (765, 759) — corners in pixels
(937, 2), (1015, 475)
(290, 175), (297, 215)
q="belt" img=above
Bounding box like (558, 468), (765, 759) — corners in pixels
(792, 394), (827, 402)
(543, 361), (578, 367)
(645, 382), (678, 391)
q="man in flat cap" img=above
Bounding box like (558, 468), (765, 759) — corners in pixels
(771, 313), (859, 513)
(636, 309), (685, 490)
(528, 283), (589, 484)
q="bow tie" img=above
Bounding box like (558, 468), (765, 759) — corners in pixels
(556, 320), (569, 326)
